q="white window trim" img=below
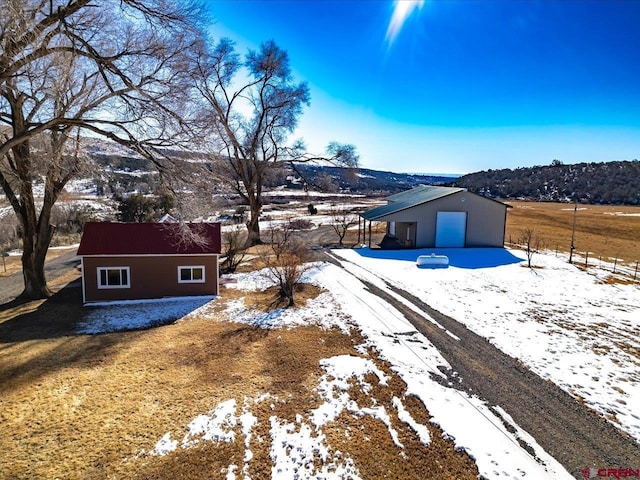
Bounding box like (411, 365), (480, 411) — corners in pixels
(178, 265), (206, 284)
(97, 266), (131, 289)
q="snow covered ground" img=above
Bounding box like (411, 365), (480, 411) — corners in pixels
(78, 296), (215, 334)
(331, 247), (640, 444)
(84, 252), (640, 478)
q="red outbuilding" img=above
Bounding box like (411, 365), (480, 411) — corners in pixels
(78, 222), (221, 304)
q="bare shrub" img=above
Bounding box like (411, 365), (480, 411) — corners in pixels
(51, 203), (99, 235)
(289, 218), (313, 230)
(519, 227), (544, 268)
(315, 173), (339, 193)
(262, 222), (315, 307)
(221, 227), (246, 274)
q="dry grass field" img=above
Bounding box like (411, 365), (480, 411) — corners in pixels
(505, 201), (640, 270)
(0, 277), (478, 480)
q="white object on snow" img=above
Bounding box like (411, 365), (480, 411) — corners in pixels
(416, 253), (449, 268)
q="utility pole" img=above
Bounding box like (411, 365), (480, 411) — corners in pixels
(569, 200), (578, 264)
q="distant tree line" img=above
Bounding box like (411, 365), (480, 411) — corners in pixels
(455, 160), (640, 205)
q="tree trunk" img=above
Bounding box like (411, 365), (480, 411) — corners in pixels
(245, 213), (262, 247)
(10, 139), (57, 299)
(286, 293), (295, 308)
(19, 218), (55, 300)
(279, 287), (295, 308)
(21, 253), (53, 299)
(244, 194), (263, 247)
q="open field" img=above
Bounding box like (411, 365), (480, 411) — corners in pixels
(505, 201), (640, 267)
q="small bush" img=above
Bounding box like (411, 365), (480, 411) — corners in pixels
(289, 218), (313, 230)
(518, 227), (544, 268)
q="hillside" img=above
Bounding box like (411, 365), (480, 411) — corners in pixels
(289, 164), (455, 195)
(455, 160), (640, 205)
(10, 137), (640, 206)
(78, 139), (457, 197)
(80, 142), (640, 204)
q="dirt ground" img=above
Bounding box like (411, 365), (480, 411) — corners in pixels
(0, 277), (478, 480)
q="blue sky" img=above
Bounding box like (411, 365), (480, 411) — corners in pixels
(205, 0), (640, 174)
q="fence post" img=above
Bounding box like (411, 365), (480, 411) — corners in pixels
(613, 257), (618, 274)
(585, 251), (589, 267)
(634, 261), (638, 280)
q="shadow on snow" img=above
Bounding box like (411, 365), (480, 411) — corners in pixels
(354, 247), (524, 269)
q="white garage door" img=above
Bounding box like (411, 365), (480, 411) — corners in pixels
(435, 212), (467, 247)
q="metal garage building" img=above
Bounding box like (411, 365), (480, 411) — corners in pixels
(361, 186), (511, 249)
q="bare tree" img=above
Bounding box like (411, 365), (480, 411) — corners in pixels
(519, 227), (543, 268)
(315, 172), (339, 193)
(331, 205), (359, 246)
(262, 221), (314, 307)
(191, 38), (358, 247)
(50, 202), (97, 236)
(0, 0), (202, 298)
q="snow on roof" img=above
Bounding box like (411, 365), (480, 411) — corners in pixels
(77, 222), (221, 256)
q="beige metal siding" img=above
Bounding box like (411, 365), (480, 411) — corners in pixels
(82, 255), (218, 303)
(373, 191), (507, 248)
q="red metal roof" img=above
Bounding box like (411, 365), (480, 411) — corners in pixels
(78, 222), (221, 256)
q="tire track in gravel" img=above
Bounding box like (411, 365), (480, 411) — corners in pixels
(323, 251), (640, 478)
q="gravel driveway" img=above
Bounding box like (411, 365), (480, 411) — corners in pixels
(325, 251), (640, 478)
(0, 249), (80, 305)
